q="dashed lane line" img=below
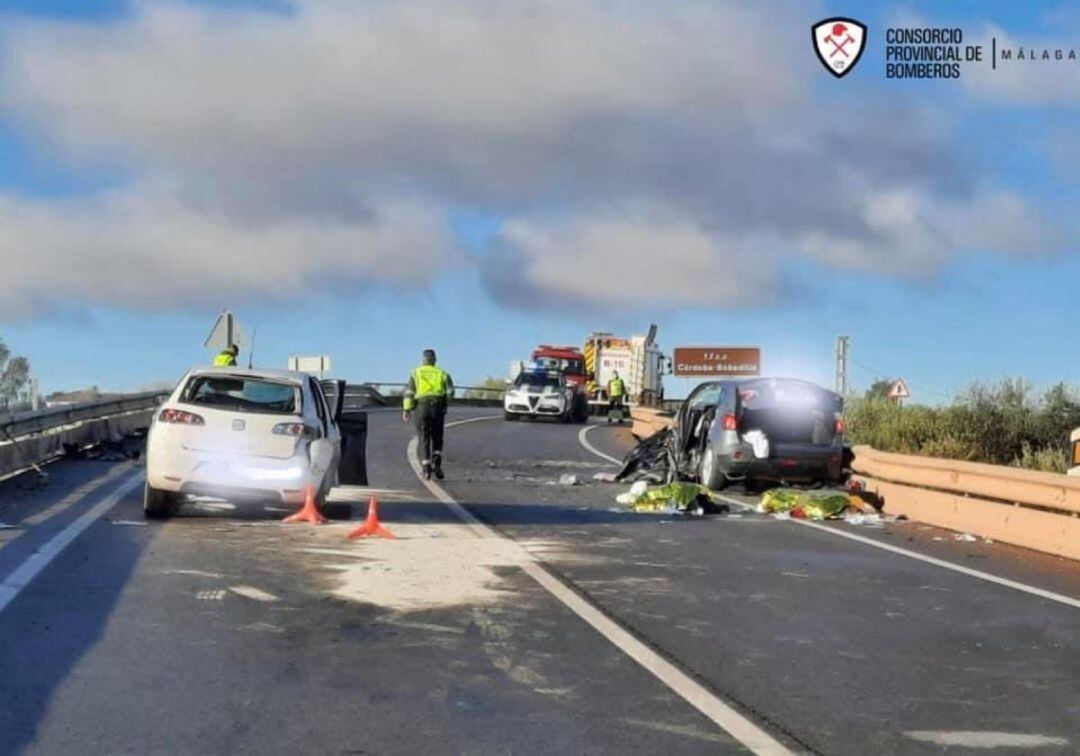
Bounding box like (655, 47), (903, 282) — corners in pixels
(0, 472), (145, 616)
(410, 416), (792, 756)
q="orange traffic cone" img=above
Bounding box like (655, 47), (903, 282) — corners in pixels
(347, 497), (396, 539)
(282, 485), (328, 524)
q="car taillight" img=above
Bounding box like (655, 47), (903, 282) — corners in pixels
(835, 416), (846, 436)
(273, 423), (316, 439)
(158, 408), (204, 425)
(721, 413), (737, 431)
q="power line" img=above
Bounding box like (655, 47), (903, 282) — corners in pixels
(848, 358), (956, 400)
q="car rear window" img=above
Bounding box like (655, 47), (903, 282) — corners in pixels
(182, 375), (301, 415)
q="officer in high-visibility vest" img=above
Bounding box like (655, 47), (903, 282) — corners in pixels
(214, 344), (239, 366)
(607, 371), (626, 422)
(402, 349), (454, 480)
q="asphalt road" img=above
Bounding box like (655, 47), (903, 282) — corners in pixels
(0, 407), (1077, 755)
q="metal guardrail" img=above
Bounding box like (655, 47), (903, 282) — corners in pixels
(0, 391), (168, 481)
(1, 392), (169, 439)
(346, 382), (504, 408)
(852, 445), (1080, 561)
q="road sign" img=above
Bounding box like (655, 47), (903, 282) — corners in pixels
(204, 310), (248, 351)
(888, 378), (911, 400)
(288, 355), (332, 377)
(672, 347), (761, 377)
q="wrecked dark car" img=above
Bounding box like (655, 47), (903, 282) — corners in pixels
(676, 378), (847, 489)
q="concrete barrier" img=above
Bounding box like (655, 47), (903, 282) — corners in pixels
(852, 445), (1080, 561)
(0, 392), (166, 481)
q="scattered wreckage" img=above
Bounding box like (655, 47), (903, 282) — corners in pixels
(613, 378), (868, 518)
(617, 377), (852, 490)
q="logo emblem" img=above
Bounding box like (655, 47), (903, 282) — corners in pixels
(812, 18), (867, 78)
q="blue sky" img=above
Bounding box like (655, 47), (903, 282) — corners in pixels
(0, 0), (1077, 401)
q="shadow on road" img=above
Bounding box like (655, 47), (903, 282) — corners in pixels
(0, 501), (146, 754)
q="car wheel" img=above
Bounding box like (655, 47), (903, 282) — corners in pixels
(699, 444), (726, 491)
(144, 482), (175, 519)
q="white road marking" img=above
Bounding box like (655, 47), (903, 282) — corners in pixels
(196, 590), (226, 601)
(164, 569), (224, 578)
(905, 731), (1068, 748)
(577, 424), (622, 466)
(408, 427), (791, 756)
(20, 462), (133, 528)
(228, 585), (280, 602)
(0, 473), (144, 616)
(710, 492), (1080, 611)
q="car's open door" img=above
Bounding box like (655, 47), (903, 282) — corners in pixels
(320, 379), (346, 424)
(322, 379), (367, 486)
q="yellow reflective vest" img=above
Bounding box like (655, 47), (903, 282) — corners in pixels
(609, 378), (625, 397)
(403, 365), (452, 410)
(214, 351), (237, 366)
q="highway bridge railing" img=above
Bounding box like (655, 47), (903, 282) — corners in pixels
(851, 446), (1080, 561)
(345, 383), (504, 408)
(0, 391), (169, 482)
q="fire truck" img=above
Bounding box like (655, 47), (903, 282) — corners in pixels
(583, 325), (665, 409)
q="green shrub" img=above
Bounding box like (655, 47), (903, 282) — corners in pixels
(846, 379), (1079, 473)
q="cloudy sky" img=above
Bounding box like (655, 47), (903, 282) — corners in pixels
(0, 0), (1077, 399)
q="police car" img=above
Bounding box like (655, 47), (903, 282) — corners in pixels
(504, 368), (575, 422)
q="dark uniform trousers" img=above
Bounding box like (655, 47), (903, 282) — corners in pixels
(415, 396), (447, 465)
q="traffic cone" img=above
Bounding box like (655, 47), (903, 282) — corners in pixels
(282, 485), (328, 524)
(347, 497), (396, 540)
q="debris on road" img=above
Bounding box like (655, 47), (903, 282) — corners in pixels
(592, 471), (618, 483)
(954, 533), (978, 542)
(557, 473), (580, 486)
(616, 428), (676, 483)
(758, 488), (850, 520)
(108, 519), (147, 526)
(616, 480), (719, 515)
(0, 522), (17, 530)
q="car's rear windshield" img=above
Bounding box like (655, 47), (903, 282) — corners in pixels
(182, 375), (301, 415)
(738, 380), (841, 412)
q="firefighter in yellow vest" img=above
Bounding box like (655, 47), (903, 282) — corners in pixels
(402, 349), (454, 480)
(607, 371), (626, 423)
(214, 344), (239, 366)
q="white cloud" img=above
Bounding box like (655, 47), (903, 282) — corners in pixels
(0, 183), (454, 317)
(0, 0), (1068, 317)
(964, 25), (1080, 105)
(490, 210), (779, 309)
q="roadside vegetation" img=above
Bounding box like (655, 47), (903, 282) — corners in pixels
(0, 338), (33, 412)
(846, 379), (1080, 473)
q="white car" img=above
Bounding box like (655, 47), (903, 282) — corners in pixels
(144, 367), (344, 518)
(504, 370), (574, 422)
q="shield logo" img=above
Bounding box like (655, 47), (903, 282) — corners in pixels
(812, 18), (867, 78)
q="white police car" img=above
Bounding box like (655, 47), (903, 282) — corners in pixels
(504, 369), (574, 422)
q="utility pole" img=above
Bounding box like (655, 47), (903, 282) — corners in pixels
(834, 336), (850, 396)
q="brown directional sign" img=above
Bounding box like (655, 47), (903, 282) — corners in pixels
(673, 347), (761, 377)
